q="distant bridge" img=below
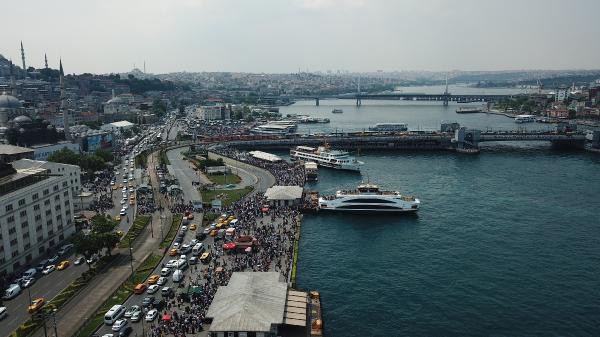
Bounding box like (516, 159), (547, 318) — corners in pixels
(259, 92), (516, 106)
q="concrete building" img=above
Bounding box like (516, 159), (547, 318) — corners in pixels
(264, 186), (304, 207)
(100, 120), (135, 133)
(206, 272), (308, 337)
(0, 144), (34, 162)
(30, 141), (81, 161)
(196, 105), (230, 121)
(0, 159), (81, 275)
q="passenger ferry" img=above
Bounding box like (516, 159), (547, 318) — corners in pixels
(368, 123), (408, 132)
(456, 107), (483, 114)
(290, 145), (362, 172)
(318, 183), (420, 212)
(514, 114), (535, 123)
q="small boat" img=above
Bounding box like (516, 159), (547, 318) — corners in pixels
(331, 108), (343, 114)
(456, 107), (483, 114)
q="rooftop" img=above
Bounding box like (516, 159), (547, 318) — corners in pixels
(0, 144), (34, 155)
(249, 150), (282, 162)
(264, 185), (304, 200)
(206, 272), (288, 332)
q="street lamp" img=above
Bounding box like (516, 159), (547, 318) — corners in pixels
(52, 309), (58, 337)
(128, 237), (134, 283)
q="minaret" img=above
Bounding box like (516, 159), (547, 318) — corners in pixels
(20, 41), (27, 72)
(60, 59), (70, 140)
(10, 60), (17, 97)
(45, 54), (48, 69)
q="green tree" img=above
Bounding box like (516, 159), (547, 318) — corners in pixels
(152, 98), (167, 118)
(91, 215), (118, 233)
(94, 149), (114, 163)
(73, 232), (101, 270)
(47, 147), (80, 165)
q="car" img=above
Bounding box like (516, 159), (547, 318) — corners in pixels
(196, 233), (207, 241)
(86, 255), (99, 264)
(42, 265), (55, 275)
(181, 225), (188, 232)
(74, 256), (85, 265)
(119, 327), (133, 337)
(36, 259), (49, 271)
(157, 276), (167, 286)
(114, 215), (121, 221)
(112, 185), (118, 190)
(120, 209), (127, 216)
(111, 318), (128, 331)
(161, 286), (173, 297)
(110, 181), (115, 186)
(147, 285), (159, 294)
(124, 305), (140, 318)
(160, 268), (171, 276)
(129, 200), (135, 206)
(48, 255), (59, 264)
(180, 244), (191, 254)
(189, 257), (198, 265)
(28, 297), (45, 313)
(130, 310), (142, 322)
(133, 283), (148, 294)
(147, 274), (160, 284)
(120, 199), (126, 205)
(168, 248), (179, 256)
(22, 277), (36, 288)
(58, 244), (74, 256)
(0, 306), (6, 320)
(189, 239), (198, 246)
(209, 230), (218, 237)
(145, 309), (158, 322)
(116, 230), (124, 238)
(203, 228), (210, 235)
(165, 259), (178, 268)
(123, 203), (128, 210)
(56, 260), (70, 270)
(142, 296), (156, 307)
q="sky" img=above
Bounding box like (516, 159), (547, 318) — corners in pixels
(3, 0), (600, 74)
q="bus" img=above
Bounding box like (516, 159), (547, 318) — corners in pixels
(104, 305), (126, 325)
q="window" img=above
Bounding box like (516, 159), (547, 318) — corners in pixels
(43, 189), (49, 195)
(59, 234), (64, 241)
(23, 232), (29, 239)
(19, 210), (27, 217)
(32, 193), (39, 200)
(5, 204), (12, 212)
(55, 205), (61, 211)
(45, 210), (52, 216)
(12, 251), (19, 258)
(21, 221), (28, 228)
(10, 238), (18, 246)
(37, 236), (44, 244)
(48, 230), (54, 236)
(33, 204), (40, 211)
(35, 214), (41, 221)
(62, 182), (68, 187)
(36, 225), (43, 232)
(44, 200), (50, 206)
(57, 224), (63, 230)
(18, 199), (26, 206)
(53, 185), (59, 191)
(7, 215), (14, 223)
(64, 200), (70, 206)
(54, 195), (60, 201)
(63, 191), (69, 197)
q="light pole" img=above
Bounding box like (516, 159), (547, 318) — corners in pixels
(52, 309), (58, 337)
(160, 214), (165, 242)
(128, 237), (134, 283)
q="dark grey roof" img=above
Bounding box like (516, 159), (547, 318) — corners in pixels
(0, 93), (22, 109)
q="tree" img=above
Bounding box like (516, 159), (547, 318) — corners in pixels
(94, 149), (114, 163)
(97, 232), (121, 256)
(152, 98), (167, 118)
(91, 215), (118, 233)
(73, 232), (101, 270)
(47, 148), (80, 165)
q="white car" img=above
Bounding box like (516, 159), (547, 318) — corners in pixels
(111, 319), (127, 331)
(160, 268), (171, 276)
(157, 277), (167, 286)
(42, 265), (55, 275)
(120, 209), (127, 216)
(181, 226), (187, 232)
(0, 306), (7, 320)
(120, 199), (126, 205)
(124, 305), (140, 318)
(110, 181), (115, 186)
(145, 309), (158, 322)
(131, 310), (142, 322)
(165, 260), (178, 268)
(147, 285), (159, 294)
(189, 239), (198, 246)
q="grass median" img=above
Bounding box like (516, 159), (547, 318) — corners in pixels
(206, 173), (241, 185)
(118, 215), (151, 248)
(159, 214), (182, 249)
(76, 253), (162, 337)
(200, 186), (253, 207)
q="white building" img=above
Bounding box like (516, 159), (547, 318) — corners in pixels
(30, 141), (81, 161)
(0, 159), (81, 275)
(555, 89), (568, 102)
(196, 105), (230, 120)
(100, 120), (135, 133)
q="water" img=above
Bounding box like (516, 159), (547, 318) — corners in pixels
(282, 94), (600, 336)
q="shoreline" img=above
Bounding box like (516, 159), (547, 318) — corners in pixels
(488, 109), (600, 128)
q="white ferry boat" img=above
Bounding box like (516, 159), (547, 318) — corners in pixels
(318, 183), (420, 212)
(368, 123), (408, 132)
(290, 145), (362, 172)
(514, 114), (535, 123)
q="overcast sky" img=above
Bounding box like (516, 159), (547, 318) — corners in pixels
(3, 0), (600, 74)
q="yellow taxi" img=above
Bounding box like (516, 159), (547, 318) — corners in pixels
(168, 248), (179, 256)
(56, 260), (70, 270)
(116, 230), (124, 237)
(129, 200), (135, 206)
(28, 297), (45, 313)
(128, 183), (134, 188)
(114, 215), (121, 222)
(112, 185), (118, 190)
(209, 229), (218, 237)
(189, 224), (197, 231)
(200, 252), (211, 264)
(147, 274), (160, 285)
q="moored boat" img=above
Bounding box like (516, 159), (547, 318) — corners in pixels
(318, 183), (420, 212)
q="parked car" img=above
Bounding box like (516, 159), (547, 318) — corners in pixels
(56, 260), (70, 270)
(147, 285), (159, 294)
(145, 309), (158, 322)
(147, 275), (160, 284)
(119, 327), (133, 337)
(124, 305), (140, 318)
(74, 256), (85, 265)
(22, 278), (36, 288)
(42, 265), (55, 275)
(130, 311), (142, 323)
(0, 306), (7, 320)
(160, 268), (171, 276)
(142, 296), (156, 307)
(157, 277), (167, 286)
(48, 255), (59, 264)
(111, 319), (128, 332)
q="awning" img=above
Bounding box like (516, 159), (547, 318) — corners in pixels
(244, 247), (252, 253)
(223, 243), (236, 250)
(162, 313), (171, 321)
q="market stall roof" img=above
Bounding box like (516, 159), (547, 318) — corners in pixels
(264, 186), (303, 201)
(206, 272), (288, 332)
(249, 150), (282, 163)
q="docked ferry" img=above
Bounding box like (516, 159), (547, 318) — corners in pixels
(514, 114), (535, 123)
(456, 107), (483, 114)
(290, 146), (362, 172)
(318, 183), (420, 212)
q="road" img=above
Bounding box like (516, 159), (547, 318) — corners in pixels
(166, 148), (203, 203)
(0, 155), (146, 337)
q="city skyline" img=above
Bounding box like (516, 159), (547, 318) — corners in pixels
(3, 0), (600, 74)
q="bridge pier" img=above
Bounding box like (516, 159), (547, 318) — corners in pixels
(315, 98), (319, 106)
(356, 98), (361, 107)
(453, 127), (480, 153)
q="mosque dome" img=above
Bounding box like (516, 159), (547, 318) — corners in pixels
(0, 92), (22, 109)
(13, 115), (32, 124)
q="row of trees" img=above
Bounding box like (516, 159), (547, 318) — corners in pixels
(47, 148), (113, 174)
(72, 215), (121, 268)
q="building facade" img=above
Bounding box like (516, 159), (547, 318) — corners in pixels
(0, 159), (81, 275)
(196, 105), (230, 120)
